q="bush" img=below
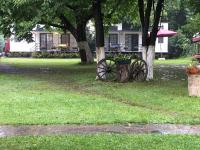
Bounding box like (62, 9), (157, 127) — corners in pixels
(7, 52), (32, 58)
(168, 30), (194, 58)
(6, 51), (80, 58)
(31, 51), (80, 58)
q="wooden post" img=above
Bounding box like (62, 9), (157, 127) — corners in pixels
(188, 75), (200, 97)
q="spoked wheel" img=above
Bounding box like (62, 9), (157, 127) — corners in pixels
(97, 58), (117, 81)
(130, 59), (148, 81)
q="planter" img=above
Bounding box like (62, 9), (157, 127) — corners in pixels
(188, 74), (200, 97)
(116, 63), (130, 82)
(116, 59), (131, 65)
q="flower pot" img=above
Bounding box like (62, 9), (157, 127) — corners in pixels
(186, 67), (200, 75)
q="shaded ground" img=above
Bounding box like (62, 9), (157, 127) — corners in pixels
(0, 124), (200, 137)
(0, 60), (187, 80)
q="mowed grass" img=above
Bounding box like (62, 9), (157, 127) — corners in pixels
(0, 58), (200, 124)
(0, 134), (200, 150)
(155, 57), (193, 65)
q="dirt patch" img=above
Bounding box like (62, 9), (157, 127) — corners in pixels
(0, 124), (200, 137)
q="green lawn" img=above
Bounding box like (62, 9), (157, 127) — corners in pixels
(0, 58), (199, 125)
(0, 134), (200, 150)
(155, 57), (193, 65)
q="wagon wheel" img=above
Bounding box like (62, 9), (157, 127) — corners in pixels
(97, 58), (117, 81)
(130, 59), (148, 81)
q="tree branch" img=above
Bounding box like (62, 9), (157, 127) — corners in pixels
(59, 14), (77, 39)
(144, 0), (153, 32)
(65, 4), (79, 10)
(138, 0), (145, 27)
(39, 20), (65, 29)
(150, 0), (165, 45)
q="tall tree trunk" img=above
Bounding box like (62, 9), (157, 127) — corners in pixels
(60, 12), (94, 64)
(138, 0), (164, 80)
(77, 23), (94, 64)
(146, 45), (155, 80)
(94, 0), (105, 64)
(93, 0), (106, 79)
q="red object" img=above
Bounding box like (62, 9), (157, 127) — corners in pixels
(4, 38), (10, 53)
(193, 54), (200, 63)
(148, 29), (177, 37)
(192, 37), (200, 42)
(193, 54), (200, 59)
(157, 29), (177, 37)
(186, 66), (200, 75)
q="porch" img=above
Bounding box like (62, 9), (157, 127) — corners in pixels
(32, 32), (78, 52)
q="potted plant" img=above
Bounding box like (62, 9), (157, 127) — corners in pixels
(113, 54), (132, 82)
(114, 54), (131, 65)
(186, 63), (200, 75)
(186, 61), (200, 97)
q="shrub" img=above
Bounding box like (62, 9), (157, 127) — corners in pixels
(7, 52), (32, 58)
(6, 51), (80, 58)
(31, 51), (80, 58)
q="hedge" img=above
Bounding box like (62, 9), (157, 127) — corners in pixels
(6, 51), (80, 58)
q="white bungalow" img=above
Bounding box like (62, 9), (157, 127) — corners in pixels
(9, 25), (78, 52)
(105, 22), (169, 54)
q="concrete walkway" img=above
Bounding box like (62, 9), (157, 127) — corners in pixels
(0, 124), (200, 137)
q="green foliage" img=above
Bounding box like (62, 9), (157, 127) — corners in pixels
(112, 53), (132, 63)
(188, 0), (200, 13)
(6, 51), (80, 58)
(31, 51), (80, 58)
(7, 52), (32, 57)
(0, 0), (93, 41)
(182, 13), (200, 38)
(103, 0), (138, 33)
(169, 30), (193, 56)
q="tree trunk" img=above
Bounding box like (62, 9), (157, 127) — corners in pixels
(77, 41), (93, 64)
(146, 45), (155, 80)
(142, 46), (147, 62)
(96, 47), (105, 63)
(77, 23), (94, 64)
(94, 0), (105, 79)
(96, 47), (106, 80)
(94, 0), (105, 64)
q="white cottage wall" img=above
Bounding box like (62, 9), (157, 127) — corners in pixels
(10, 34), (36, 52)
(155, 23), (168, 53)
